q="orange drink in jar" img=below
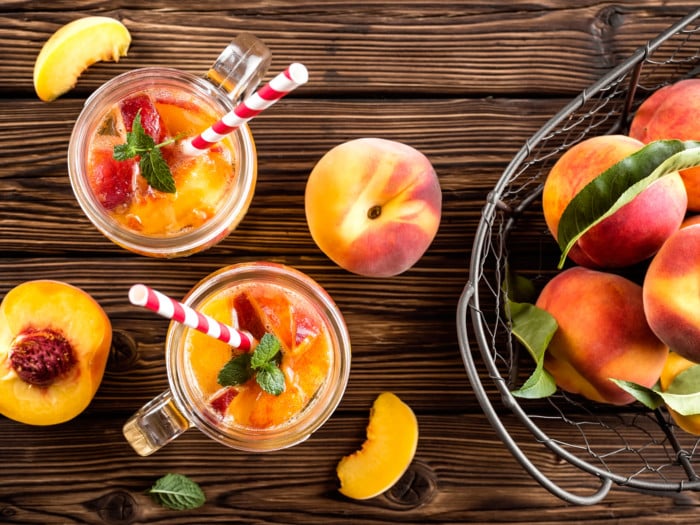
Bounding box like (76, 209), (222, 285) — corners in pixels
(123, 262), (351, 455)
(85, 87), (238, 237)
(68, 34), (271, 257)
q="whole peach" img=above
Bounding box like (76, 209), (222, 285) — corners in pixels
(630, 79), (700, 211)
(537, 266), (668, 405)
(305, 138), (441, 277)
(643, 224), (700, 363)
(542, 134), (687, 268)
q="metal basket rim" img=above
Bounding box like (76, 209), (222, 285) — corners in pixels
(457, 7), (700, 505)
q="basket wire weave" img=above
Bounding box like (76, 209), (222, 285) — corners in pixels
(457, 8), (700, 505)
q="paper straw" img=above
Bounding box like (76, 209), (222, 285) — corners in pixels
(129, 284), (253, 351)
(183, 62), (309, 155)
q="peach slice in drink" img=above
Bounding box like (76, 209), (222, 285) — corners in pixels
(190, 283), (332, 429)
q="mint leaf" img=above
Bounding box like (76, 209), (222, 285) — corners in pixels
(140, 146), (176, 193)
(113, 141), (136, 161)
(256, 363), (286, 395)
(113, 111), (176, 193)
(250, 333), (281, 368)
(216, 333), (286, 396)
(218, 353), (252, 387)
(148, 473), (205, 511)
(130, 113), (156, 151)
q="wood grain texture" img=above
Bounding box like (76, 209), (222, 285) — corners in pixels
(1, 2), (700, 523)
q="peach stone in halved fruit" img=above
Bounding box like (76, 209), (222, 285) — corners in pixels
(336, 392), (419, 499)
(0, 280), (112, 425)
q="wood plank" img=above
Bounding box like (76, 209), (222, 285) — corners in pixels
(2, 413), (700, 523)
(2, 2), (700, 522)
(1, 2), (698, 97)
(0, 97), (558, 255)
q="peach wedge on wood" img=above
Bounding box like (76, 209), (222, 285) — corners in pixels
(0, 280), (112, 425)
(336, 392), (418, 499)
(34, 16), (131, 102)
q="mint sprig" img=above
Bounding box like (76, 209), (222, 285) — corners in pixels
(217, 333), (286, 396)
(148, 473), (205, 511)
(113, 111), (177, 193)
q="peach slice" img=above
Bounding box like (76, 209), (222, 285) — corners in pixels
(336, 392), (418, 499)
(0, 280), (112, 425)
(33, 16), (131, 102)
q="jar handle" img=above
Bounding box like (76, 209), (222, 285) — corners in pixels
(206, 32), (271, 103)
(122, 390), (191, 456)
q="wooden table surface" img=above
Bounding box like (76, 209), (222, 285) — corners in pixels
(2, 1), (700, 523)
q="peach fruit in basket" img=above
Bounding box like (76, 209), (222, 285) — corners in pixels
(0, 281), (112, 425)
(536, 266), (668, 405)
(305, 138), (442, 277)
(336, 392), (418, 499)
(659, 352), (700, 436)
(542, 134), (687, 268)
(643, 224), (700, 364)
(33, 16), (131, 102)
(630, 79), (700, 211)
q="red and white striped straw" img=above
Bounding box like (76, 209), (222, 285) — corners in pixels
(128, 284), (254, 351)
(183, 62), (309, 155)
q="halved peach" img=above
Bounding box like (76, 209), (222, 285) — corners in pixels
(336, 392), (419, 499)
(0, 280), (112, 425)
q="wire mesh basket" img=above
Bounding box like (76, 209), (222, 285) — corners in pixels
(457, 8), (700, 505)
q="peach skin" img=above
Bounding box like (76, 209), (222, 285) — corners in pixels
(542, 134), (687, 268)
(542, 135), (687, 268)
(630, 79), (700, 211)
(643, 224), (700, 363)
(537, 267), (668, 405)
(659, 351), (700, 435)
(305, 138), (441, 277)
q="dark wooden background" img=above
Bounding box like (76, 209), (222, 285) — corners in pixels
(2, 1), (700, 523)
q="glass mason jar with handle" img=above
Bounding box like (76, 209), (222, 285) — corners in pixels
(68, 33), (270, 257)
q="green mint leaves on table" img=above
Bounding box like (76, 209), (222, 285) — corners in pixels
(148, 473), (206, 511)
(218, 333), (286, 396)
(113, 111), (177, 193)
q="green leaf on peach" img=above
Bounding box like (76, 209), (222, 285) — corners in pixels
(504, 265), (537, 303)
(609, 379), (664, 410)
(666, 365), (700, 396)
(557, 139), (700, 269)
(612, 366), (700, 416)
(506, 299), (558, 399)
